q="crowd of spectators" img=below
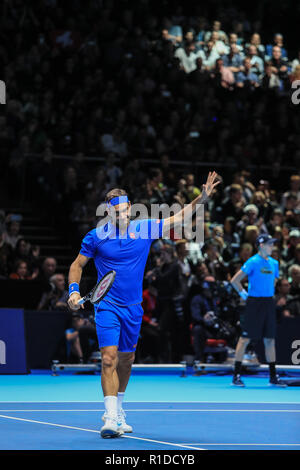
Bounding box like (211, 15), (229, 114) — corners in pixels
(2, 1), (300, 189)
(1, 0), (300, 363)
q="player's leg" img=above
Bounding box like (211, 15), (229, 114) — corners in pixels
(116, 304), (143, 433)
(232, 336), (250, 386)
(95, 303), (123, 437)
(263, 299), (286, 386)
(101, 345), (119, 396)
(232, 297), (253, 385)
(117, 351), (135, 393)
(233, 297), (263, 386)
(263, 337), (285, 386)
(100, 345), (124, 437)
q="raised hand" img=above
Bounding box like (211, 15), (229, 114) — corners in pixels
(201, 171), (221, 201)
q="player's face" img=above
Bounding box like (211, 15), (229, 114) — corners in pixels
(261, 242), (274, 256)
(111, 202), (131, 229)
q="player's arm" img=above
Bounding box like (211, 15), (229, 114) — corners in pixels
(231, 269), (248, 300)
(163, 171), (221, 233)
(67, 254), (90, 310)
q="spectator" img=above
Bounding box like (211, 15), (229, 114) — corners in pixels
(175, 239), (192, 297)
(222, 216), (240, 261)
(247, 45), (264, 75)
(140, 283), (160, 363)
(174, 42), (199, 74)
(211, 58), (235, 89)
(3, 218), (22, 249)
(162, 18), (182, 45)
(266, 34), (288, 59)
(190, 278), (219, 362)
(288, 264), (300, 296)
(271, 245), (286, 276)
(291, 49), (300, 72)
(197, 40), (220, 71)
(275, 278), (294, 318)
(194, 16), (207, 45)
(37, 256), (57, 287)
(37, 273), (69, 310)
(229, 242), (253, 276)
(221, 44), (243, 76)
(185, 173), (201, 201)
(281, 175), (300, 209)
(210, 31), (228, 56)
(243, 225), (259, 249)
(247, 33), (265, 57)
(65, 312), (98, 363)
(202, 240), (228, 281)
(236, 57), (260, 88)
(218, 184), (246, 222)
(262, 61), (281, 89)
(9, 260), (32, 280)
(270, 46), (288, 81)
(286, 243), (300, 272)
(227, 33), (244, 54)
(10, 238), (39, 277)
(204, 21), (228, 44)
(283, 230), (300, 262)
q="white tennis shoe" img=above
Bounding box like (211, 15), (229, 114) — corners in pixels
(117, 409), (133, 433)
(101, 410), (133, 433)
(100, 414), (124, 438)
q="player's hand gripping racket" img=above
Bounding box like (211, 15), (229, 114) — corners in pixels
(78, 270), (116, 305)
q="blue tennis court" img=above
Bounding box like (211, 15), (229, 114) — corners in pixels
(0, 370), (299, 450)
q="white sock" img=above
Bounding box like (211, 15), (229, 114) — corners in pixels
(104, 396), (117, 418)
(117, 392), (125, 411)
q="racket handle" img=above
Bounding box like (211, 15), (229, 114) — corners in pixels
(77, 297), (86, 305)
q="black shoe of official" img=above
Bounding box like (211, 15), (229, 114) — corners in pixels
(232, 374), (245, 387)
(269, 375), (287, 387)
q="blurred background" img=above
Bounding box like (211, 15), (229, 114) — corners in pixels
(0, 0), (299, 370)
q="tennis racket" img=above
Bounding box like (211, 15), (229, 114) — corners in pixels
(77, 270), (116, 305)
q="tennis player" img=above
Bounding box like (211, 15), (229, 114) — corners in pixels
(67, 171), (220, 438)
(231, 233), (286, 387)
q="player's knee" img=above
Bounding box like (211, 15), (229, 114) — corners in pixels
(119, 351), (135, 367)
(101, 352), (117, 370)
(128, 352), (135, 365)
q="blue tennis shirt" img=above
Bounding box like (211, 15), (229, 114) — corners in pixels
(80, 219), (164, 306)
(241, 253), (279, 297)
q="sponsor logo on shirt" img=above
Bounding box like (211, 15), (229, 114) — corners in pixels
(260, 268), (273, 274)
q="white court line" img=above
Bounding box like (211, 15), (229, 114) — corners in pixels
(0, 400), (299, 404)
(0, 409), (299, 413)
(0, 414), (204, 451)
